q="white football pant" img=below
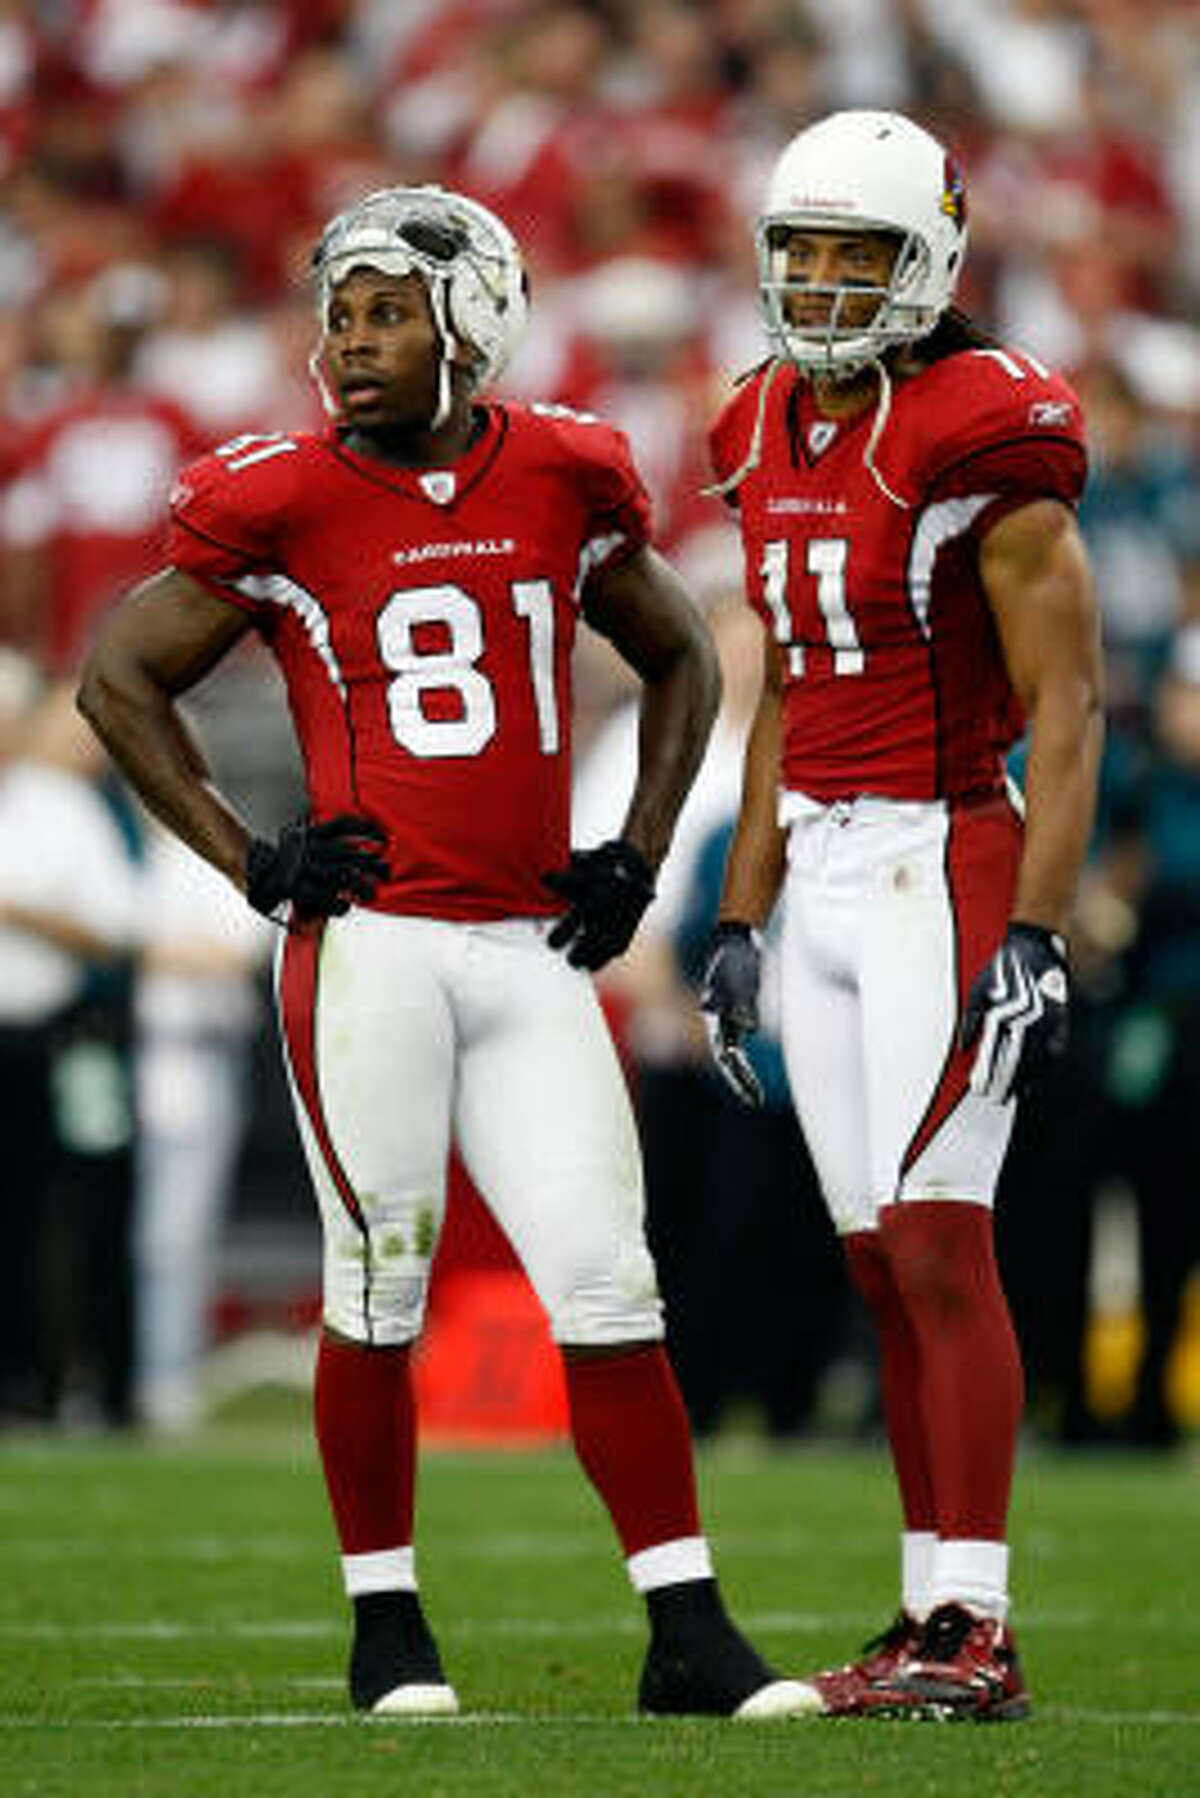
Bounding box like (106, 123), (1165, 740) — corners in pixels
(777, 792), (1022, 1234)
(275, 910), (663, 1347)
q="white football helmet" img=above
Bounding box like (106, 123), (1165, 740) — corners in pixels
(756, 110), (968, 377)
(311, 185), (529, 424)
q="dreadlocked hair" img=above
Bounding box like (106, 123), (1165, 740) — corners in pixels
(910, 306), (1001, 366)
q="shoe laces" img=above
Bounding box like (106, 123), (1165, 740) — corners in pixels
(914, 1604), (975, 1663)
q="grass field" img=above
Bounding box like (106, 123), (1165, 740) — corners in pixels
(1, 1414), (1196, 1797)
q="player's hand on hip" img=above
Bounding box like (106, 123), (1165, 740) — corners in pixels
(961, 921), (1070, 1104)
(698, 921), (765, 1108)
(245, 814), (390, 922)
(543, 839), (655, 971)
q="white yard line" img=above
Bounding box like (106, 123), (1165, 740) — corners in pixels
(0, 1707), (1198, 1731)
(0, 1607), (1122, 1641)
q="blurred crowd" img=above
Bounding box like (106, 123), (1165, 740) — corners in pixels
(0, 0), (1198, 1444)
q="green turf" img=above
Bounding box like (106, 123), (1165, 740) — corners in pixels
(0, 1423), (1196, 1795)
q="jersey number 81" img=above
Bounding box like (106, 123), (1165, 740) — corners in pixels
(377, 580), (559, 759)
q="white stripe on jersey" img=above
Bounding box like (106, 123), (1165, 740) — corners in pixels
(907, 495), (994, 638)
(572, 531), (627, 603)
(237, 573), (346, 697)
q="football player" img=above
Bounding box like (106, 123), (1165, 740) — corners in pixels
(77, 186), (814, 1720)
(700, 112), (1103, 1719)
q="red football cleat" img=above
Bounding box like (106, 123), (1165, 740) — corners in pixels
(852, 1603), (1031, 1721)
(798, 1611), (922, 1716)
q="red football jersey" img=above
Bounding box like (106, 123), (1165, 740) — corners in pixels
(168, 402), (650, 920)
(709, 346), (1088, 802)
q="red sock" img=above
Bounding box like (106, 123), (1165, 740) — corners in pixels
(879, 1202), (1024, 1541)
(564, 1344), (701, 1558)
(313, 1333), (416, 1555)
(844, 1229), (936, 1530)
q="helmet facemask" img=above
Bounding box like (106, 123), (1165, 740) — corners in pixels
(756, 219), (933, 379)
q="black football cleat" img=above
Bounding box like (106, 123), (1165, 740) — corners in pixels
(349, 1590), (459, 1717)
(638, 1580), (819, 1719)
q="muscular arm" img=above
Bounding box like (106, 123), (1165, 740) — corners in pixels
(76, 569), (256, 891)
(980, 499), (1104, 934)
(718, 636), (788, 927)
(583, 545), (720, 873)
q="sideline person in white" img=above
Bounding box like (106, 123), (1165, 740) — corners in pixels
(134, 824), (270, 1429)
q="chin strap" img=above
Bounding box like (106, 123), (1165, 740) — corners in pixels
(426, 279), (458, 430)
(862, 356), (910, 510)
(701, 353), (910, 510)
(701, 357), (784, 499)
(308, 344), (339, 420)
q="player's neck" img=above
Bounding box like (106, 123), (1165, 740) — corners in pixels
(809, 367), (882, 419)
(341, 403), (485, 469)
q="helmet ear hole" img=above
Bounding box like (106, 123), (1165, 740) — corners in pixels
(398, 217), (468, 262)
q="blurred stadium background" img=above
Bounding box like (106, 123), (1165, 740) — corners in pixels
(0, 0), (1198, 1450)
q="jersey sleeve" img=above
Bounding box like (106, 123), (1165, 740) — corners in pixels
(921, 353), (1088, 536)
(566, 414), (653, 577)
(167, 441), (294, 616)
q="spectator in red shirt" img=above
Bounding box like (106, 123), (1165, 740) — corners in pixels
(0, 275), (207, 671)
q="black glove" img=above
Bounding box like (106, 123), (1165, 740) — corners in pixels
(543, 839), (655, 971)
(960, 921), (1070, 1103)
(698, 920), (765, 1108)
(245, 814), (390, 922)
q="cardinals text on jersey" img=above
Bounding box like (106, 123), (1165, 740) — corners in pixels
(168, 404), (650, 919)
(709, 346), (1087, 803)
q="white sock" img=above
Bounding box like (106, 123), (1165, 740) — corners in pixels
(626, 1536), (713, 1593)
(929, 1539), (1009, 1621)
(343, 1545), (417, 1597)
(901, 1530), (937, 1621)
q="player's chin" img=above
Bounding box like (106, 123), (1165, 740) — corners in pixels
(337, 385), (390, 422)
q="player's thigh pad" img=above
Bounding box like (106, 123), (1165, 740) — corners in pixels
(275, 911), (455, 1345)
(857, 802), (1017, 1208)
(778, 821), (873, 1232)
(884, 794), (1022, 1206)
(451, 920), (663, 1346)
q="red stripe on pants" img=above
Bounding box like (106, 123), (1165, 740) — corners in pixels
(278, 918), (366, 1236)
